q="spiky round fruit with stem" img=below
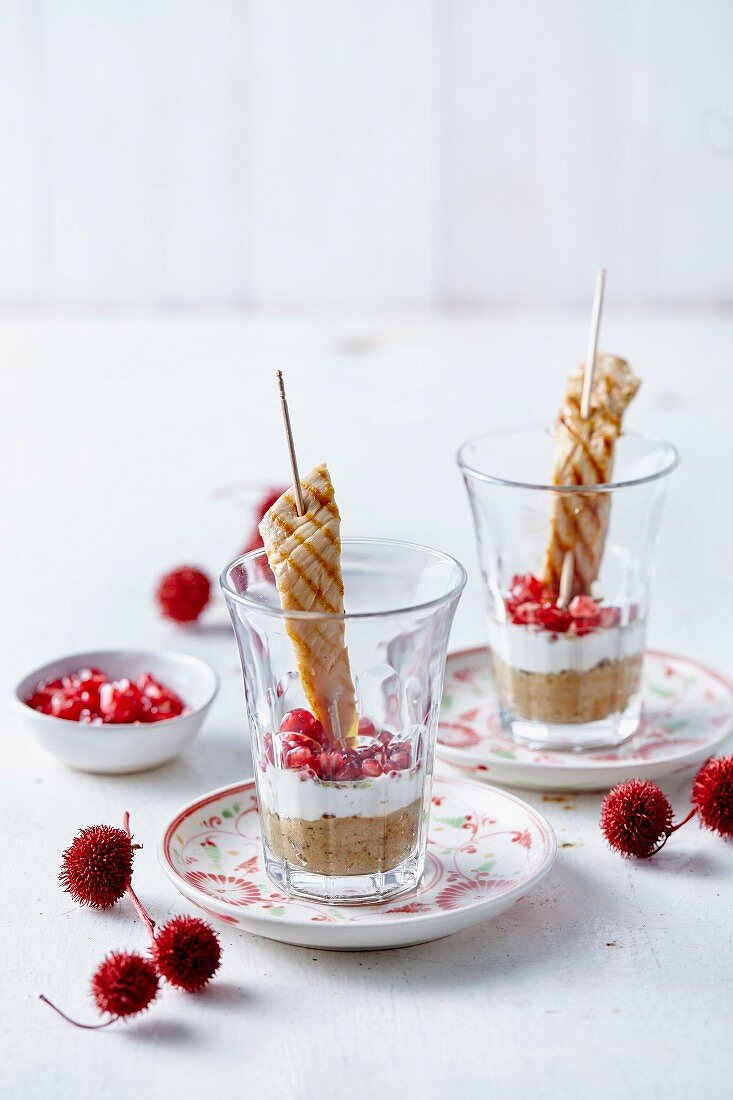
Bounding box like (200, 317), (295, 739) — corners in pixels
(121, 813), (221, 993)
(152, 915), (221, 992)
(691, 755), (733, 838)
(40, 952), (159, 1029)
(60, 825), (137, 908)
(600, 779), (694, 858)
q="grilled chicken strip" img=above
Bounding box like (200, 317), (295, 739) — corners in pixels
(541, 354), (640, 595)
(259, 463), (357, 743)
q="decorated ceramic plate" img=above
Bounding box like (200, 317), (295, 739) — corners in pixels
(158, 775), (556, 950)
(437, 648), (733, 791)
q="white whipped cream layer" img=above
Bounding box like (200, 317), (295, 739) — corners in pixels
(487, 618), (645, 674)
(259, 764), (423, 822)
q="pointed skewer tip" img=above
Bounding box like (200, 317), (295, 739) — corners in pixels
(275, 370), (305, 517)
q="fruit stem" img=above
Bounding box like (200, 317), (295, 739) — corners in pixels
(668, 808), (697, 834)
(39, 994), (115, 1030)
(122, 812), (156, 944)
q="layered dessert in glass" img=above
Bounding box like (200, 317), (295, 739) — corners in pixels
(222, 462), (465, 902)
(489, 572), (643, 727)
(459, 354), (678, 751)
(258, 709), (424, 877)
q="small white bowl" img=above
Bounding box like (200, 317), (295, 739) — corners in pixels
(14, 649), (219, 774)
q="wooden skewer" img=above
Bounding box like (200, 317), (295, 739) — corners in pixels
(580, 266), (607, 420)
(557, 550), (574, 609)
(276, 370), (305, 517)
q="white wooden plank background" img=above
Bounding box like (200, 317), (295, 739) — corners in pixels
(0, 0), (732, 306)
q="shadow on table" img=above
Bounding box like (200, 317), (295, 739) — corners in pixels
(261, 856), (611, 988)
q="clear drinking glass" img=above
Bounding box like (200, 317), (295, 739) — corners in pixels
(458, 427), (678, 751)
(221, 538), (466, 904)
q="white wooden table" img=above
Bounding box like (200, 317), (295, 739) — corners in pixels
(3, 308), (732, 1100)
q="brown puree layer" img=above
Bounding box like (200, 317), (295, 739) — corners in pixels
(261, 800), (422, 876)
(491, 652), (643, 725)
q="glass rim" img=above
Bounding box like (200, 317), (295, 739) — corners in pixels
(456, 425), (679, 494)
(219, 536), (468, 621)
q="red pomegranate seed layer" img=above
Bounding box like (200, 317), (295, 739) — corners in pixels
(505, 573), (623, 635)
(266, 709), (419, 781)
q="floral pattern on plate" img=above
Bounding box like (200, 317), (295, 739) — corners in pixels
(158, 775), (556, 950)
(436, 648), (733, 791)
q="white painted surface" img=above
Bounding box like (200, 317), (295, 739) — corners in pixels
(2, 306), (732, 1099)
(2, 1), (733, 306)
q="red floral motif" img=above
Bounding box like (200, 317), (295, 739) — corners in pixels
(200, 815), (223, 829)
(438, 721), (481, 749)
(233, 855), (259, 874)
(436, 876), (511, 911)
(185, 872), (262, 907)
(453, 667), (473, 682)
(511, 829), (533, 849)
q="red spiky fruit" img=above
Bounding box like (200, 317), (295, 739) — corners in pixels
(60, 825), (135, 908)
(600, 779), (674, 858)
(152, 915), (222, 992)
(92, 952), (159, 1018)
(691, 756), (733, 838)
(156, 566), (211, 623)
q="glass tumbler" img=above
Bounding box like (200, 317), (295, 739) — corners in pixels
(458, 428), (678, 751)
(221, 538), (466, 904)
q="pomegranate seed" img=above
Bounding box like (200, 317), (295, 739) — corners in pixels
(362, 759), (383, 778)
(569, 594), (600, 619)
(50, 689), (87, 721)
(282, 731), (322, 751)
(78, 668), (107, 687)
(535, 605), (572, 633)
(511, 601), (541, 625)
(357, 717), (377, 738)
(508, 573), (545, 606)
(317, 750), (344, 780)
(99, 680), (141, 724)
(151, 696), (184, 719)
(280, 708), (316, 734)
(377, 731), (394, 747)
(285, 746), (315, 770)
(26, 690), (54, 714)
(389, 751), (411, 771)
(137, 673), (166, 699)
(334, 761), (362, 781)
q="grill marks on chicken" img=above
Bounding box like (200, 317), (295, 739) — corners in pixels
(541, 354), (641, 595)
(259, 464), (357, 742)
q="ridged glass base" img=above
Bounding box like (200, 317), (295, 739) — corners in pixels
(263, 843), (425, 905)
(501, 696), (642, 752)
